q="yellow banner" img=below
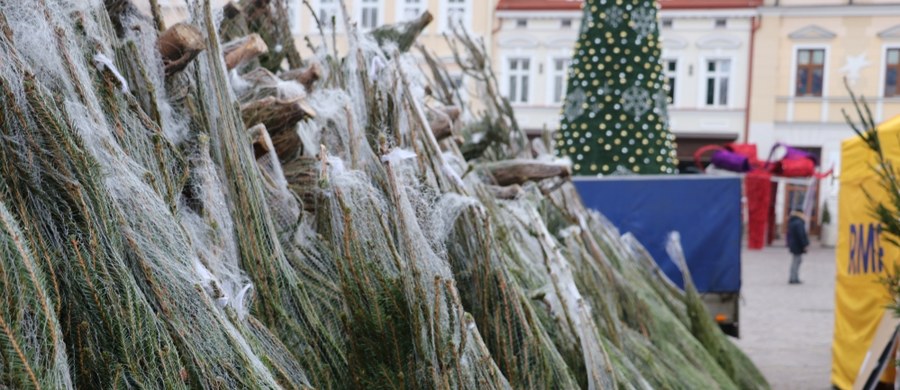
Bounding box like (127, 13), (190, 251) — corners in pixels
(833, 115), (900, 389)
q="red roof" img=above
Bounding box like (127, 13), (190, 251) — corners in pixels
(496, 0), (762, 11)
(659, 0), (763, 9)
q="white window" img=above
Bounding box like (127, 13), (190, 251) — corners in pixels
(358, 0), (381, 30)
(663, 59), (677, 105)
(317, 0), (340, 31)
(398, 0), (425, 22)
(704, 59), (730, 107)
(714, 18), (727, 28)
(561, 19), (572, 28)
(505, 58), (531, 104)
(662, 18), (673, 28)
(287, 0), (301, 34)
(515, 19), (527, 28)
(441, 0), (470, 31)
(550, 58), (571, 104)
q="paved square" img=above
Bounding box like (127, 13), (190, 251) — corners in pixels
(732, 245), (836, 390)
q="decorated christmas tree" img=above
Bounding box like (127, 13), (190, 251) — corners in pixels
(557, 0), (678, 175)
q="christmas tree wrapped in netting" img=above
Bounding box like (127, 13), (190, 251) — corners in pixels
(557, 0), (678, 175)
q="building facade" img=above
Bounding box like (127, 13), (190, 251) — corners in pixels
(145, 0), (494, 107)
(748, 0), (900, 239)
(493, 0), (760, 170)
(286, 0), (495, 61)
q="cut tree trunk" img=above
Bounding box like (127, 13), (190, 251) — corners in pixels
(223, 33), (268, 70)
(371, 11), (434, 53)
(240, 96), (316, 159)
(280, 63), (323, 92)
(483, 160), (571, 186)
(157, 23), (205, 76)
(427, 105), (460, 141)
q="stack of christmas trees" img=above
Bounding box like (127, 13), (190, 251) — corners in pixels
(0, 0), (764, 389)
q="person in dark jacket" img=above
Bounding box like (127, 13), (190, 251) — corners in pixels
(787, 208), (810, 284)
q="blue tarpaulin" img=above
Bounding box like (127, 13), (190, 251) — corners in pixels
(573, 176), (742, 293)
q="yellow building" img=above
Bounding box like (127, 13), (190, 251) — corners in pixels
(747, 0), (900, 242)
(140, 0), (494, 93)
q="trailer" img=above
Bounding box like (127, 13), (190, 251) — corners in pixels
(574, 175), (743, 337)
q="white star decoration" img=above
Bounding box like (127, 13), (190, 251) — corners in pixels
(839, 53), (871, 85)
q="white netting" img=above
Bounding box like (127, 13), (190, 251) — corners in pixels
(0, 1), (767, 389)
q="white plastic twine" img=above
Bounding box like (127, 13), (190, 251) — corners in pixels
(369, 55), (387, 81)
(92, 52), (129, 94)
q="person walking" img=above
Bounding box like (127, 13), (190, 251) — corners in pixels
(787, 208), (810, 284)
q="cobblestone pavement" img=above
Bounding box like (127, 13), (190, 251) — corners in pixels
(732, 244), (836, 390)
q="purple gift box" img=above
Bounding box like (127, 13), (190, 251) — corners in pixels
(778, 143), (819, 166)
(711, 150), (751, 172)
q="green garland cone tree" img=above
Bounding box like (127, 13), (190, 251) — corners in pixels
(556, 0), (678, 175)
